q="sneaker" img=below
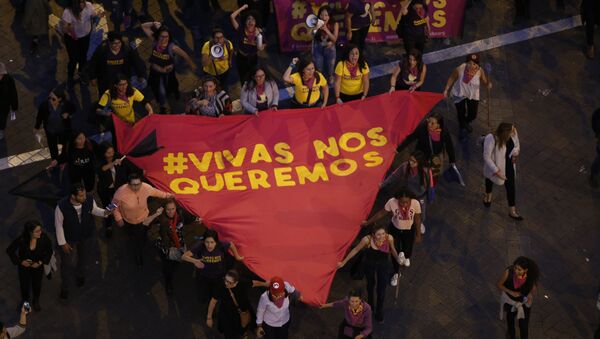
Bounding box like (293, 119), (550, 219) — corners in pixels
(398, 252), (406, 266)
(390, 273), (399, 287)
(420, 223), (426, 234)
(404, 258), (411, 267)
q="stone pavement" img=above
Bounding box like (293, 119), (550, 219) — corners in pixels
(1, 0), (600, 338)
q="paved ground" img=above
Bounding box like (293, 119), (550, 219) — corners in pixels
(1, 0), (599, 338)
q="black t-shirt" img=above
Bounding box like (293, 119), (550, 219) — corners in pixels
(190, 241), (230, 278)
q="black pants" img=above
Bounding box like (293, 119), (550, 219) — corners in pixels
(264, 321), (290, 339)
(196, 274), (220, 303)
(584, 14), (599, 46)
(485, 171), (516, 207)
(350, 26), (370, 52)
(364, 255), (389, 318)
(63, 34), (90, 81)
(455, 98), (479, 130)
(125, 222), (147, 262)
(340, 93), (363, 103)
(18, 266), (43, 304)
(69, 168), (95, 192)
(161, 255), (179, 287)
(60, 238), (89, 292)
(46, 130), (69, 161)
(402, 34), (426, 55)
(0, 108), (9, 130)
(389, 224), (415, 273)
(595, 315), (600, 339)
(514, 0), (531, 20)
(504, 303), (531, 339)
(236, 52), (258, 84)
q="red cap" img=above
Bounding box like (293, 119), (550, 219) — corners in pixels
(269, 277), (285, 295)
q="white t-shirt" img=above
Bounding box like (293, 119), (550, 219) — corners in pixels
(256, 282), (296, 327)
(62, 2), (95, 38)
(384, 198), (421, 230)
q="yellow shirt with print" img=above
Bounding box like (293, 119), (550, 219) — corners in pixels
(335, 61), (370, 96)
(291, 71), (327, 106)
(202, 40), (234, 75)
(98, 89), (144, 124)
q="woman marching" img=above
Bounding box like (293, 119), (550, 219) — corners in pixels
(483, 122), (523, 220)
(334, 44), (370, 104)
(496, 256), (540, 339)
(320, 288), (373, 339)
(337, 224), (400, 323)
(443, 53), (492, 139)
(389, 49), (427, 92)
(283, 56), (329, 109)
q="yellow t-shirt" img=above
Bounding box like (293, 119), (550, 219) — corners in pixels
(291, 71), (327, 106)
(98, 88), (144, 123)
(202, 40), (234, 75)
(335, 61), (370, 96)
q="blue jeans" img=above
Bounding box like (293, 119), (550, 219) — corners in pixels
(312, 42), (336, 81)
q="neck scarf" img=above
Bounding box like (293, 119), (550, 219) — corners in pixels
(513, 273), (527, 289)
(428, 130), (441, 142)
(346, 61), (358, 78)
(169, 212), (181, 248)
(462, 63), (479, 84)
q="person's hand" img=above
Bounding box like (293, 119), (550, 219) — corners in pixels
(21, 305), (29, 314)
(113, 158), (122, 166)
(415, 233), (422, 244)
(336, 98), (343, 105)
(164, 65), (174, 72)
(206, 318), (214, 328)
(199, 99), (210, 107)
(31, 261), (41, 268)
(488, 82), (493, 89)
(241, 4), (249, 10)
(409, 85), (417, 92)
(336, 261), (345, 269)
(165, 192), (174, 199)
(21, 259), (32, 267)
(235, 255), (245, 261)
(326, 41), (334, 49)
(361, 220), (369, 227)
(494, 171), (507, 180)
(258, 42), (266, 51)
(389, 86), (395, 94)
(116, 219), (125, 227)
(270, 106), (278, 111)
(443, 89), (449, 98)
(347, 31), (353, 41)
(156, 207), (164, 216)
(153, 21), (162, 29)
(511, 155), (518, 164)
(256, 326), (265, 337)
(291, 57), (299, 65)
(194, 260), (205, 269)
(49, 159), (58, 168)
(90, 79), (97, 87)
(61, 243), (73, 254)
(320, 102), (327, 109)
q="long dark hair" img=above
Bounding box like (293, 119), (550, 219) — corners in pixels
(296, 55), (321, 83)
(341, 43), (367, 70)
(348, 288), (363, 299)
(203, 229), (220, 244)
(403, 150), (427, 186)
(244, 66), (272, 90)
(512, 256), (540, 292)
(152, 24), (172, 43)
(394, 187), (415, 200)
(401, 49), (424, 74)
(22, 220), (42, 243)
(109, 74), (134, 98)
(69, 0), (83, 19)
(427, 112), (446, 131)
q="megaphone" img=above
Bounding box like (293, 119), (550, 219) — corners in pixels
(305, 14), (325, 33)
(210, 44), (224, 59)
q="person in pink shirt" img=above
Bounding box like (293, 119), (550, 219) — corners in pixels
(112, 173), (173, 265)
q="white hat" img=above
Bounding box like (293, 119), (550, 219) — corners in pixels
(0, 62), (7, 75)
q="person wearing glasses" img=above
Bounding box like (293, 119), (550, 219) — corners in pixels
(182, 229), (244, 304)
(112, 173), (173, 266)
(33, 88), (76, 169)
(240, 66), (279, 114)
(206, 270), (257, 339)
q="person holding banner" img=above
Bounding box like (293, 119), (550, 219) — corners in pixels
(312, 5), (339, 84)
(389, 49), (427, 92)
(334, 44), (370, 104)
(443, 53), (492, 139)
(141, 22), (197, 114)
(185, 77), (232, 117)
(319, 288), (373, 339)
(337, 224), (400, 323)
(202, 28), (235, 92)
(283, 56), (329, 109)
(241, 66), (279, 114)
(345, 0), (374, 52)
(255, 277), (301, 339)
(97, 74), (154, 124)
(397, 0), (429, 55)
(230, 5), (266, 82)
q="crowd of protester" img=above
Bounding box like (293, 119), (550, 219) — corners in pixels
(2, 0), (600, 338)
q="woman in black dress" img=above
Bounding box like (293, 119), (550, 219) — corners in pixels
(206, 270), (252, 339)
(6, 220), (53, 312)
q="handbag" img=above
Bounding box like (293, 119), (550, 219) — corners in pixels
(167, 247), (183, 261)
(228, 288), (251, 328)
(428, 136), (445, 177)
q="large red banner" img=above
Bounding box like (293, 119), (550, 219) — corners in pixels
(115, 91), (443, 304)
(274, 0), (466, 52)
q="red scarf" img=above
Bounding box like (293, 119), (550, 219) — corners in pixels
(428, 130), (441, 142)
(169, 212), (181, 248)
(462, 64), (479, 84)
(399, 203), (411, 220)
(245, 28), (256, 44)
(513, 273), (527, 289)
(346, 61), (358, 78)
(256, 83), (265, 96)
(303, 77), (315, 89)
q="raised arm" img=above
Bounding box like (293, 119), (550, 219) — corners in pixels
(283, 58), (299, 84)
(230, 4), (249, 31)
(337, 236), (369, 268)
(141, 21), (160, 38)
(172, 45), (197, 72)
